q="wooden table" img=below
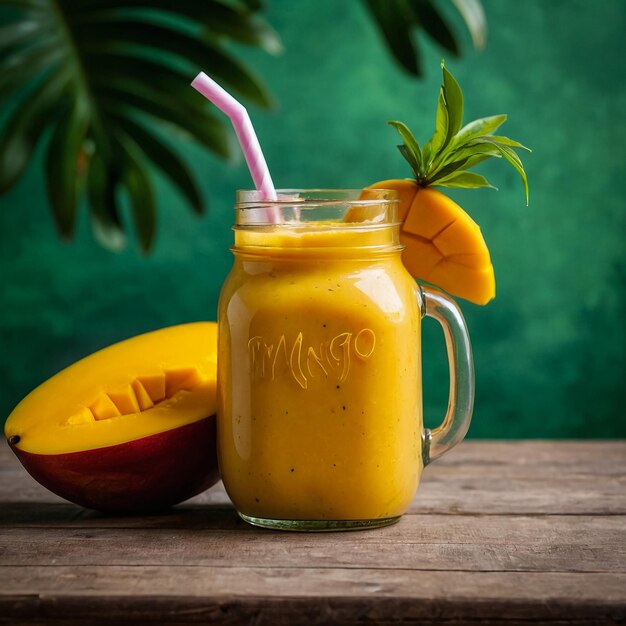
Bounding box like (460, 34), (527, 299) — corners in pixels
(1, 441), (624, 625)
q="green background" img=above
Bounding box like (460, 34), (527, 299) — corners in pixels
(1, 0), (625, 438)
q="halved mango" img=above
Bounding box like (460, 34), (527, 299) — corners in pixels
(4, 322), (219, 512)
(368, 180), (496, 305)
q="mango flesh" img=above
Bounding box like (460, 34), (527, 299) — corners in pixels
(368, 180), (496, 305)
(4, 322), (219, 512)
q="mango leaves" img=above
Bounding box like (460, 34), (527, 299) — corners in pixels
(390, 63), (531, 202)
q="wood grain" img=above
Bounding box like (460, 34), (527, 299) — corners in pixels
(1, 515), (624, 573)
(1, 568), (625, 625)
(1, 441), (625, 624)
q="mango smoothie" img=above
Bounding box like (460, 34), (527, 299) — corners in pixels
(217, 210), (424, 527)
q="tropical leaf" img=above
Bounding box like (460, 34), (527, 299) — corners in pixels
(364, 0), (420, 75)
(45, 97), (90, 238)
(67, 0), (283, 54)
(0, 41), (64, 103)
(409, 0), (459, 56)
(111, 115), (204, 215)
(73, 20), (272, 108)
(87, 151), (127, 251)
(117, 135), (157, 254)
(451, 0), (487, 49)
(0, 19), (48, 52)
(96, 83), (230, 158)
(0, 0), (278, 251)
(363, 0), (486, 77)
(0, 67), (71, 192)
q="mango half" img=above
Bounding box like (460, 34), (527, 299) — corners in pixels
(4, 322), (219, 513)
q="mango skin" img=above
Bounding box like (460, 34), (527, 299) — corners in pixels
(9, 417), (218, 513)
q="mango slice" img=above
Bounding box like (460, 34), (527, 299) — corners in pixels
(368, 180), (495, 305)
(4, 322), (219, 512)
(6, 323), (218, 455)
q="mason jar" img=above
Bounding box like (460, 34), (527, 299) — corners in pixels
(217, 189), (473, 531)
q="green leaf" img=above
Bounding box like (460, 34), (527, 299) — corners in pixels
(116, 136), (157, 254)
(0, 1), (46, 10)
(44, 98), (90, 238)
(387, 61), (530, 204)
(97, 84), (230, 159)
(86, 52), (213, 111)
(419, 64), (464, 176)
(240, 0), (263, 10)
(111, 115), (204, 215)
(364, 0), (421, 76)
(0, 19), (47, 52)
(362, 0), (487, 79)
(475, 138), (529, 204)
(389, 120), (422, 173)
(451, 0), (487, 49)
(479, 134), (531, 151)
(429, 88), (449, 160)
(0, 40), (63, 104)
(434, 141), (500, 170)
(69, 0), (283, 55)
(75, 20), (272, 108)
(428, 151), (500, 184)
(452, 114), (507, 148)
(0, 68), (69, 192)
(442, 63), (463, 139)
(398, 144), (422, 180)
(433, 170), (496, 189)
(421, 140), (432, 167)
(408, 0), (459, 56)
(203, 14), (283, 56)
(87, 151), (127, 251)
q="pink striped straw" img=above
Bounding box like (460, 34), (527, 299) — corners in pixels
(191, 72), (279, 221)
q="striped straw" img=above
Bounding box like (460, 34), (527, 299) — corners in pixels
(191, 72), (278, 209)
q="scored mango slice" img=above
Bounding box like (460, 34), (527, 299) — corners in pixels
(368, 180), (495, 305)
(4, 322), (220, 513)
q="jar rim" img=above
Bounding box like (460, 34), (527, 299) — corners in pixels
(236, 189), (398, 208)
(235, 189), (400, 227)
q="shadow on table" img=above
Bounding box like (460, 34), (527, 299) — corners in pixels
(0, 501), (245, 529)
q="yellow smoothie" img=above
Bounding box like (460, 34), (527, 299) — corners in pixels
(217, 220), (424, 523)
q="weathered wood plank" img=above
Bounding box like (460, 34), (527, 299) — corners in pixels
(2, 598), (623, 626)
(1, 442), (625, 624)
(1, 515), (624, 573)
(0, 568), (625, 625)
(2, 441), (625, 516)
(2, 566), (624, 602)
(2, 475), (624, 520)
(435, 441), (626, 472)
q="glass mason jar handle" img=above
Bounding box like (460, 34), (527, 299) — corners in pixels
(420, 285), (474, 466)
